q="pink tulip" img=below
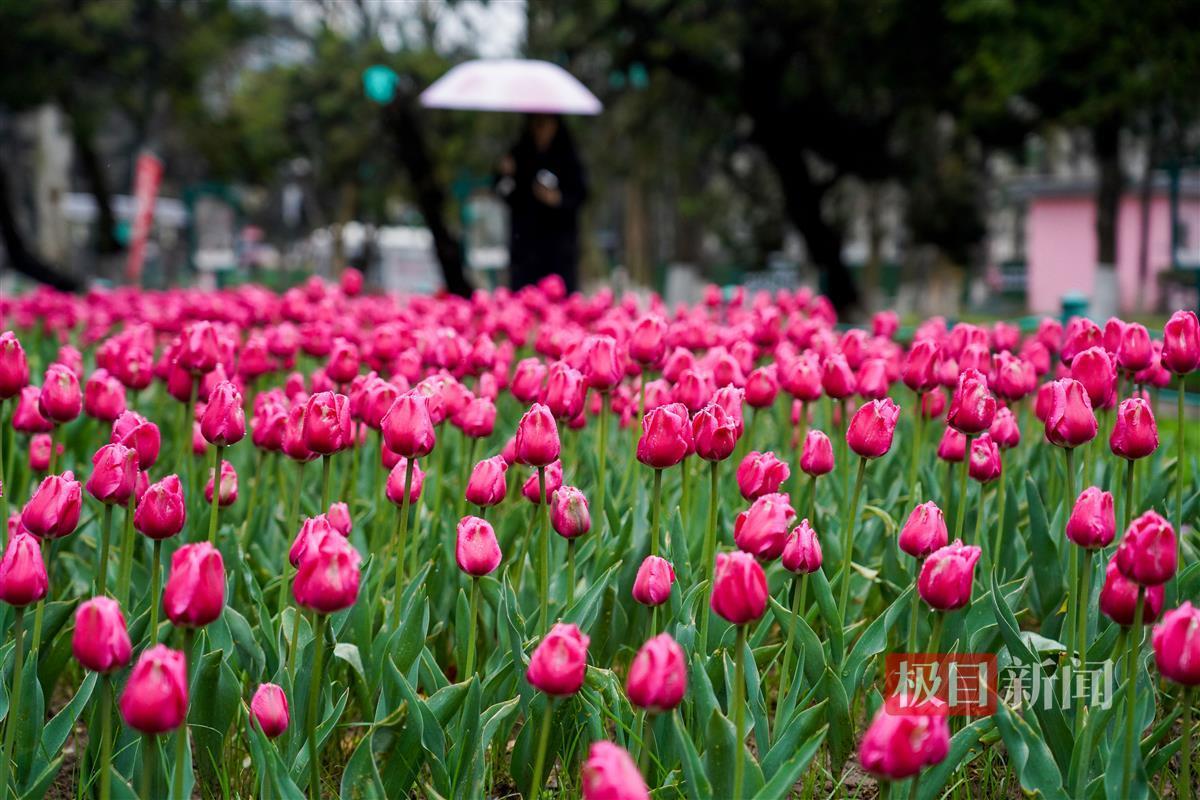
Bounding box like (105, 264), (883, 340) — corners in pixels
(83, 369), (127, 422)
(385, 458), (425, 505)
(902, 339), (940, 393)
(918, 540), (981, 610)
(946, 369), (995, 435)
(85, 444), (139, 506)
(821, 353), (856, 399)
(163, 542), (226, 628)
(72, 596), (131, 673)
(781, 518), (823, 573)
(967, 434), (1001, 484)
(522, 461), (563, 503)
(582, 334), (623, 391)
(204, 459), (238, 507)
(1152, 603), (1200, 685)
(119, 645), (188, 734)
(0, 331), (30, 399)
(465, 456), (508, 507)
(626, 633), (687, 712)
(899, 501), (948, 559)
(1070, 346), (1116, 410)
(251, 683), (290, 738)
(632, 555), (676, 606)
(542, 361), (587, 420)
(326, 502), (352, 536)
(1117, 323), (1153, 373)
(710, 551), (768, 624)
(516, 403), (561, 467)
(293, 532), (361, 613)
(1116, 510), (1176, 586)
(526, 622), (589, 696)
(733, 492), (795, 559)
(1065, 487), (1115, 549)
(858, 701), (950, 780)
(736, 451), (790, 500)
(1044, 378), (1097, 449)
(39, 362), (82, 423)
(1163, 310), (1200, 374)
(134, 475), (186, 540)
(456, 516), (502, 576)
(21, 471), (82, 539)
(744, 366), (779, 408)
(581, 741), (650, 800)
(0, 531), (47, 607)
(1110, 397), (1158, 460)
(846, 398), (900, 459)
(1099, 555), (1164, 626)
(381, 391), (436, 459)
(551, 485), (591, 539)
(111, 410), (161, 469)
(692, 403), (740, 462)
(799, 430), (834, 476)
(302, 391), (352, 454)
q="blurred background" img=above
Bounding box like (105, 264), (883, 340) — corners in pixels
(1, 0), (1199, 321)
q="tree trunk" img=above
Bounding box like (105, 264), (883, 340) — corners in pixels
(71, 116), (123, 255)
(381, 99), (472, 297)
(0, 160), (81, 291)
(1093, 117), (1122, 267)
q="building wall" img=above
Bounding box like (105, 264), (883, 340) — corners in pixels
(1026, 192), (1199, 314)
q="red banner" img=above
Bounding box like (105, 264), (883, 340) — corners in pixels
(125, 152), (163, 284)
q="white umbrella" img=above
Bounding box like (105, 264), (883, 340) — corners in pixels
(419, 58), (602, 115)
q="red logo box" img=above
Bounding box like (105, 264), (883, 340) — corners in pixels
(884, 653), (999, 716)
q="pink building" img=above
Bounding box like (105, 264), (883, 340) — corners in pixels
(1022, 181), (1200, 314)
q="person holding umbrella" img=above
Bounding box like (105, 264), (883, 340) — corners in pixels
(495, 114), (588, 293)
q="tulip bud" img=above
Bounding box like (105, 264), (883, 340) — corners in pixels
(465, 456), (507, 507)
(632, 555), (676, 606)
(72, 596), (131, 673)
(293, 532), (361, 613)
(799, 430), (835, 476)
(281, 404), (315, 462)
(988, 407), (1020, 450)
(582, 741), (650, 800)
(542, 362), (586, 420)
(781, 518), (823, 573)
(902, 339), (940, 393)
(899, 501), (948, 559)
(967, 434), (1001, 484)
(920, 387), (946, 420)
(511, 358), (548, 404)
(200, 381), (246, 446)
(1163, 310), (1200, 375)
(119, 645), (188, 734)
(1100, 554), (1164, 626)
(821, 353), (856, 399)
(515, 403), (561, 467)
(946, 369), (995, 435)
(736, 451), (790, 500)
(1152, 603), (1200, 686)
(522, 461), (563, 503)
(302, 391), (352, 454)
(551, 485), (591, 539)
(626, 633), (687, 712)
(28, 434), (59, 472)
(163, 542), (226, 627)
(135, 475), (187, 540)
(918, 540), (981, 610)
(582, 334), (623, 392)
(710, 551), (768, 624)
(452, 396), (497, 439)
(636, 403), (692, 469)
(385, 458), (425, 506)
(456, 516), (502, 576)
(856, 359), (891, 400)
(1110, 397), (1158, 460)
(327, 502), (352, 536)
(39, 363), (82, 423)
(179, 321), (220, 375)
(251, 683), (290, 738)
(744, 366), (779, 408)
(629, 315), (668, 367)
(1065, 487), (1115, 549)
(692, 403), (740, 462)
(83, 369), (127, 422)
(1070, 346), (1116, 410)
(1116, 510), (1177, 586)
(847, 398), (900, 459)
(858, 701), (950, 780)
(1117, 323), (1153, 373)
(21, 471), (82, 539)
(204, 459), (238, 507)
(325, 338), (360, 385)
(526, 622), (589, 696)
(379, 391), (435, 461)
(12, 386), (51, 434)
(1044, 378), (1097, 449)
(780, 352), (823, 401)
(0, 331), (30, 399)
(733, 492), (795, 559)
(111, 410), (161, 469)
(85, 443), (139, 505)
(0, 531), (47, 607)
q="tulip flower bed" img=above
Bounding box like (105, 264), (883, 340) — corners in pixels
(0, 276), (1197, 800)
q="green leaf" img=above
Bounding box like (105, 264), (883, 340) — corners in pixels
(761, 699), (826, 779)
(672, 709), (713, 800)
(917, 717), (993, 800)
(702, 708), (764, 799)
(1025, 477), (1065, 620)
(993, 700), (1070, 800)
(189, 649), (241, 782)
(842, 585), (912, 694)
(751, 725), (826, 800)
(246, 716), (306, 800)
(821, 666), (854, 780)
(808, 567), (844, 658)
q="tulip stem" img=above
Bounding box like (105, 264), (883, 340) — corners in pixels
(680, 458), (691, 528)
(837, 457), (867, 625)
(794, 401), (808, 498)
(0, 399), (6, 531)
(597, 392), (609, 538)
(733, 624), (747, 800)
(31, 538), (49, 656)
(528, 700), (555, 800)
(97, 504), (114, 596)
(1074, 549), (1093, 733)
(908, 772), (921, 800)
(389, 458), (414, 631)
(807, 474), (817, 528)
(565, 540), (575, 609)
(142, 735), (155, 800)
(700, 461), (719, 652)
(319, 452), (331, 516)
(174, 628), (194, 800)
(465, 576), (480, 677)
(1122, 458), (1135, 537)
(1063, 447), (1078, 659)
(48, 423), (58, 475)
(1121, 587), (1145, 800)
(306, 614), (327, 800)
(993, 467), (1008, 576)
(99, 677), (112, 800)
(637, 710), (653, 781)
(906, 578), (922, 654)
(287, 609), (303, 687)
(971, 485), (985, 550)
(117, 494), (137, 606)
(954, 435), (973, 542)
(0, 607), (26, 800)
(1176, 381), (1185, 559)
(207, 444), (223, 544)
(776, 574), (807, 731)
(926, 611), (945, 653)
(538, 466), (550, 634)
(239, 449), (266, 556)
(148, 540), (162, 645)
(1182, 686), (1194, 800)
(649, 468), (663, 557)
(908, 393), (925, 495)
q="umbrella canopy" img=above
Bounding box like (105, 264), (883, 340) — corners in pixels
(420, 59), (602, 116)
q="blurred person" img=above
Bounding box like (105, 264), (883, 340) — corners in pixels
(495, 114), (588, 293)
